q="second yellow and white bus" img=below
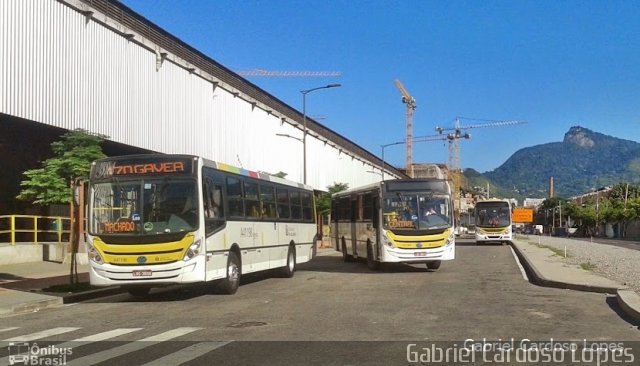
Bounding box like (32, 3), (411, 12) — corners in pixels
(86, 154), (317, 296)
(331, 178), (455, 271)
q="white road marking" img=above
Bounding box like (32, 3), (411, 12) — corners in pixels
(509, 245), (529, 281)
(48, 328), (144, 353)
(66, 327), (202, 366)
(2, 327), (80, 342)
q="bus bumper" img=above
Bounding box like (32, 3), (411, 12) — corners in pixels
(88, 256), (206, 286)
(381, 242), (455, 263)
(476, 234), (512, 242)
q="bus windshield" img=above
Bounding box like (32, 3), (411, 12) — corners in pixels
(89, 178), (198, 236)
(382, 193), (452, 230)
(476, 202), (511, 228)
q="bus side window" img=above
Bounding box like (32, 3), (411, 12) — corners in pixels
(227, 177), (244, 218)
(259, 185), (277, 219)
(290, 190), (302, 220)
(301, 191), (313, 222)
(277, 189), (290, 219)
(244, 180), (261, 218)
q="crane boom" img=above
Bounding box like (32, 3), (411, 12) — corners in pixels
(394, 79), (417, 177)
(435, 117), (527, 219)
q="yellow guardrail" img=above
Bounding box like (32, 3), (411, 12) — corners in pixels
(0, 215), (71, 245)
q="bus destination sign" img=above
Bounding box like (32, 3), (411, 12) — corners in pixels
(91, 157), (194, 179)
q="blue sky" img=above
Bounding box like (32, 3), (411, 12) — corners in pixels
(121, 0), (639, 173)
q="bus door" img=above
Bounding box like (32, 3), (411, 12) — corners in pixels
(372, 196), (380, 258)
(203, 177), (227, 279)
(254, 184), (277, 271)
(274, 188), (293, 268)
(350, 195), (358, 257)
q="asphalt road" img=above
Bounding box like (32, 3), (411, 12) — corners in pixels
(1, 239), (638, 365)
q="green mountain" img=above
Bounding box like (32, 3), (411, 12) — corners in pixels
(462, 168), (523, 201)
(480, 126), (640, 198)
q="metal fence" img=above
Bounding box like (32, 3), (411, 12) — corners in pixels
(0, 215), (70, 245)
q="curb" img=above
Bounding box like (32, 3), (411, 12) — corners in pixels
(0, 286), (127, 317)
(58, 286), (127, 304)
(616, 289), (640, 323)
(0, 297), (63, 317)
(510, 241), (619, 294)
(510, 241), (640, 323)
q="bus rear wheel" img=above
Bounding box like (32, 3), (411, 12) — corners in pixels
(426, 260), (441, 270)
(341, 240), (353, 262)
(279, 246), (296, 278)
(218, 251), (241, 295)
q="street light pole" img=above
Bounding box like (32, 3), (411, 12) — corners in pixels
(381, 140), (405, 181)
(380, 134), (447, 180)
(302, 83), (341, 185)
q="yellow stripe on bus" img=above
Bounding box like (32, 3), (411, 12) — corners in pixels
(93, 234), (194, 265)
(386, 228), (452, 248)
(477, 227), (508, 234)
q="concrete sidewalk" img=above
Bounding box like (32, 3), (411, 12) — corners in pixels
(0, 261), (125, 317)
(510, 237), (640, 322)
(1, 243), (639, 322)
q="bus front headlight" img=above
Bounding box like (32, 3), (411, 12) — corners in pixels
(183, 239), (202, 261)
(381, 234), (394, 247)
(87, 242), (103, 265)
(444, 232), (454, 246)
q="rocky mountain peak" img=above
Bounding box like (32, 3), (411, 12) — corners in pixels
(564, 126), (595, 148)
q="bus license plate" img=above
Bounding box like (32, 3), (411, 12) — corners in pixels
(133, 270), (152, 277)
(414, 252), (427, 257)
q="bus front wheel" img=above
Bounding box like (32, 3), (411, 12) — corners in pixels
(366, 243), (379, 270)
(218, 251), (241, 295)
(426, 260), (441, 270)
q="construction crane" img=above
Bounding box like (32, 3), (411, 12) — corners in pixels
(235, 69), (342, 77)
(394, 79), (417, 178)
(434, 117), (527, 214)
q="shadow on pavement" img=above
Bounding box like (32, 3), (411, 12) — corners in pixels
(299, 254), (436, 274)
(84, 268), (305, 303)
(605, 296), (640, 329)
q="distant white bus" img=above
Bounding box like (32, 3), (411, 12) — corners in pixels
(474, 199), (512, 245)
(331, 178), (455, 271)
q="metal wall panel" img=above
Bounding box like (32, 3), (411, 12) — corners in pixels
(0, 0), (398, 190)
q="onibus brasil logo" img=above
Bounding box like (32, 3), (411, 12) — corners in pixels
(8, 342), (72, 365)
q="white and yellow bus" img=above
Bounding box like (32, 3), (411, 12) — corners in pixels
(331, 179), (455, 271)
(474, 199), (512, 245)
(87, 154), (317, 296)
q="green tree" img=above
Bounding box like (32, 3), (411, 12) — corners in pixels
(264, 171), (288, 179)
(315, 182), (349, 216)
(586, 183), (640, 238)
(17, 129), (106, 284)
(564, 201), (596, 236)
